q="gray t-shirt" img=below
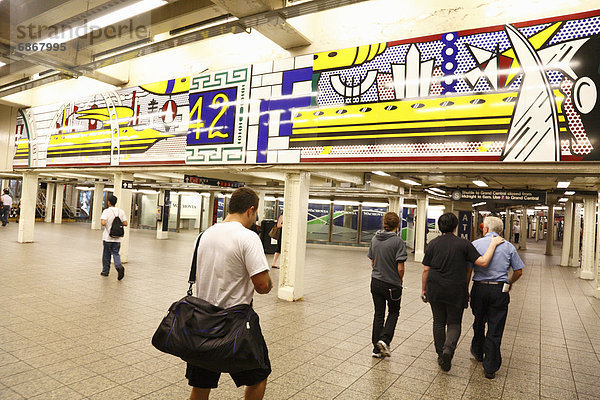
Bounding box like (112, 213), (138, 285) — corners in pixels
(368, 230), (408, 287)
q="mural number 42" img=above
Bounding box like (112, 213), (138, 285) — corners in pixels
(187, 87), (237, 146)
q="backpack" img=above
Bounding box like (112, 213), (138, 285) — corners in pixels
(109, 209), (125, 238)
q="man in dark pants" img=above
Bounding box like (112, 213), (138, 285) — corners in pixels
(368, 212), (407, 358)
(469, 216), (523, 379)
(422, 213), (503, 372)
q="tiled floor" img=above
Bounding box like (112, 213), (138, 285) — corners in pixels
(1, 222), (599, 399)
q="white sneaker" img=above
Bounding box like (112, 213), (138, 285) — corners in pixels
(377, 340), (391, 357)
(372, 352), (384, 358)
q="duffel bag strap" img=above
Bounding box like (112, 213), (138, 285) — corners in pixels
(187, 232), (204, 296)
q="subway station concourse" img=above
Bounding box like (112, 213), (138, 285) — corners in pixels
(1, 1), (600, 399)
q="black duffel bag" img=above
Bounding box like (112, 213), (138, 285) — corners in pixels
(151, 234), (268, 373)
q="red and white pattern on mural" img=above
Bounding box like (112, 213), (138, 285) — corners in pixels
(376, 73), (395, 101)
(429, 67), (444, 96)
(559, 78), (593, 155)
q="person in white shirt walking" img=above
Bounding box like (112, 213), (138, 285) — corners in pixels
(1, 189), (12, 226)
(187, 187), (273, 400)
(100, 195), (128, 280)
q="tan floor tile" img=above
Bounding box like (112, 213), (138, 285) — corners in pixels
(88, 385), (141, 400)
(68, 375), (119, 397)
(29, 385), (85, 400)
(9, 375), (63, 398)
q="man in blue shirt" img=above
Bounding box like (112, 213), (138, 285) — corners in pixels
(468, 216), (524, 380)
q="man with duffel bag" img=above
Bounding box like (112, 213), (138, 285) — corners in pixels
(153, 187), (273, 400)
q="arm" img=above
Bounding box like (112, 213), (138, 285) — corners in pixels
(122, 221), (128, 226)
(397, 262), (405, 281)
(421, 265), (430, 297)
(509, 269), (523, 291)
(251, 270), (273, 294)
(473, 236), (504, 267)
(466, 266), (473, 284)
(101, 219), (107, 227)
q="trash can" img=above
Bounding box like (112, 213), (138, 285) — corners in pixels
(260, 219), (278, 254)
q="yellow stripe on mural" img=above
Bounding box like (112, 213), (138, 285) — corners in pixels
(292, 117), (512, 135)
(290, 129), (508, 142)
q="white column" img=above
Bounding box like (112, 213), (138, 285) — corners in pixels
(504, 207), (511, 240)
(113, 173), (133, 263)
(594, 191), (600, 298)
(18, 172), (38, 243)
(580, 197), (595, 279)
(546, 206), (555, 256)
(414, 195), (428, 262)
(561, 201), (574, 267)
(257, 190), (266, 224)
(388, 197), (400, 215)
(44, 183), (55, 223)
(570, 203), (582, 267)
(207, 192), (216, 227)
(90, 182), (104, 230)
(54, 184), (64, 224)
(519, 207), (527, 250)
(278, 172), (310, 302)
(156, 189), (168, 239)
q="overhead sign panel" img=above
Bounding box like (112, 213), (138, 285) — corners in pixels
(184, 174), (244, 188)
(451, 189), (547, 204)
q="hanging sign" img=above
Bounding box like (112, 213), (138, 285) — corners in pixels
(451, 189), (546, 204)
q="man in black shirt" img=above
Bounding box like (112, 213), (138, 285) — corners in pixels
(421, 213), (503, 372)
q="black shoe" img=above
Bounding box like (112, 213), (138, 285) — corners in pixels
(116, 266), (125, 280)
(485, 371), (495, 379)
(440, 352), (451, 372)
(470, 347), (483, 362)
(100, 272), (109, 277)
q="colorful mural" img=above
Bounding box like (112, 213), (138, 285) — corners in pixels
(13, 9), (600, 168)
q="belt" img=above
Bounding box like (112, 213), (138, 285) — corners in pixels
(474, 281), (504, 285)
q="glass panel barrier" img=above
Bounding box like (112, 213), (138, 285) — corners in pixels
(331, 203), (358, 243)
(307, 202), (330, 242)
(360, 205), (388, 243)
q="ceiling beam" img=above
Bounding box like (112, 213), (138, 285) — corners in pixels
(211, 0), (310, 49)
(312, 171), (363, 185)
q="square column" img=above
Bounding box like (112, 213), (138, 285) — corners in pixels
(54, 184), (64, 224)
(44, 183), (55, 223)
(90, 183), (105, 230)
(546, 205), (555, 256)
(388, 197), (400, 215)
(580, 197), (596, 280)
(257, 190), (266, 224)
(414, 195), (428, 263)
(594, 191), (600, 299)
(18, 172), (39, 243)
(278, 172), (310, 302)
(113, 173), (133, 263)
(504, 207), (511, 241)
(519, 207), (527, 250)
(570, 203), (582, 267)
(157, 189), (168, 239)
(561, 201), (574, 267)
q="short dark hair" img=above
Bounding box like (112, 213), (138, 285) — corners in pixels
(438, 212), (458, 233)
(383, 212), (400, 231)
(107, 195), (118, 206)
(3, 188), (8, 194)
(228, 187), (258, 214)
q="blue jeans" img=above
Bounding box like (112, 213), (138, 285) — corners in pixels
(102, 241), (122, 274)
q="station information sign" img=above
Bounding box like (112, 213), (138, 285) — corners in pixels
(121, 180), (133, 189)
(451, 189), (547, 204)
(183, 175), (244, 188)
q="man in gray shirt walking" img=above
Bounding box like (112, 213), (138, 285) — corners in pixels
(368, 212), (408, 358)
